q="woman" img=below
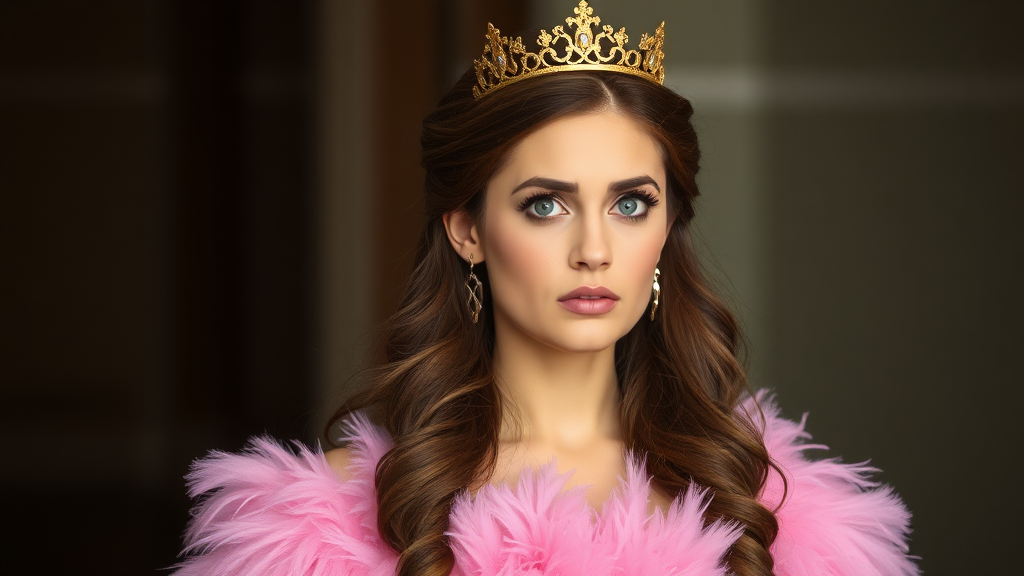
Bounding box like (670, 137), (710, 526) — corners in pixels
(175, 3), (917, 575)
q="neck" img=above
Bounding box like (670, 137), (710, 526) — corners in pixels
(491, 326), (622, 450)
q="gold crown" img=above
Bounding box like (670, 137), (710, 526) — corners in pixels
(472, 1), (666, 99)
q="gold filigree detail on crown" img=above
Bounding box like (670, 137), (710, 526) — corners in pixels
(472, 1), (665, 99)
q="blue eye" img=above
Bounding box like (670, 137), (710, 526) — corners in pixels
(617, 198), (639, 215)
(533, 198), (555, 216)
(520, 194), (567, 220)
(611, 193), (654, 218)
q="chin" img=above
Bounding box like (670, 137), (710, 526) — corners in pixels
(549, 325), (633, 354)
(556, 340), (617, 354)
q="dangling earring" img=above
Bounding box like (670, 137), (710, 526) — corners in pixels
(465, 254), (483, 323)
(649, 267), (661, 321)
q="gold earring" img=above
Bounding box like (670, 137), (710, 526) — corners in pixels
(465, 254), (483, 323)
(650, 267), (661, 320)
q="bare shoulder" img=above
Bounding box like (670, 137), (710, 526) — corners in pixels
(324, 446), (356, 482)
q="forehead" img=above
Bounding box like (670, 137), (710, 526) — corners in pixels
(492, 111), (666, 189)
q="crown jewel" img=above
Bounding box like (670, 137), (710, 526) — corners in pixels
(472, 1), (665, 99)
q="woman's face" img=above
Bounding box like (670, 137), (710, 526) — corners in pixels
(476, 110), (671, 354)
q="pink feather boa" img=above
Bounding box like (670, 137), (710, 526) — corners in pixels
(174, 394), (918, 575)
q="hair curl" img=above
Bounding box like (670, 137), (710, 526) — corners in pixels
(329, 69), (782, 576)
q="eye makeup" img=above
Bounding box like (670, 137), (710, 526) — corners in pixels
(516, 188), (660, 222)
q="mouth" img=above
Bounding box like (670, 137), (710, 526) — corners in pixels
(557, 286), (619, 315)
(558, 286), (620, 301)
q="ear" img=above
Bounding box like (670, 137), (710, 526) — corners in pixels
(443, 210), (484, 263)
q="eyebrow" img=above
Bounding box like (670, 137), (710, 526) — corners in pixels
(510, 175), (661, 195)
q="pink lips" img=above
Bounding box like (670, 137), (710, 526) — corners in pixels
(557, 286), (619, 315)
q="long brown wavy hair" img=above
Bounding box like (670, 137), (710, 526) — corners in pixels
(328, 69), (781, 576)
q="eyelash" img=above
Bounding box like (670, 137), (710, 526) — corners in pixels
(516, 190), (660, 221)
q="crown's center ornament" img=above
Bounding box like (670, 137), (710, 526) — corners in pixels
(472, 1), (666, 99)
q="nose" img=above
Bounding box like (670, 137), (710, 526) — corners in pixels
(569, 211), (612, 270)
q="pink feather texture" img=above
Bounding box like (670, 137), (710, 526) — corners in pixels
(175, 394), (918, 575)
(447, 459), (742, 576)
(174, 414), (398, 576)
(752, 393), (919, 576)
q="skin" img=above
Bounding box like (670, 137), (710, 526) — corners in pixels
(330, 110), (673, 512)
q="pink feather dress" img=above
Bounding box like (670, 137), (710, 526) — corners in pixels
(174, 395), (919, 575)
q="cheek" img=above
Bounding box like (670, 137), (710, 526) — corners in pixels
(482, 215), (562, 306)
(637, 229), (667, 269)
(618, 227), (668, 313)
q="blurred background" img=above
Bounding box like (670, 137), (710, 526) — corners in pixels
(1, 1), (1020, 574)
